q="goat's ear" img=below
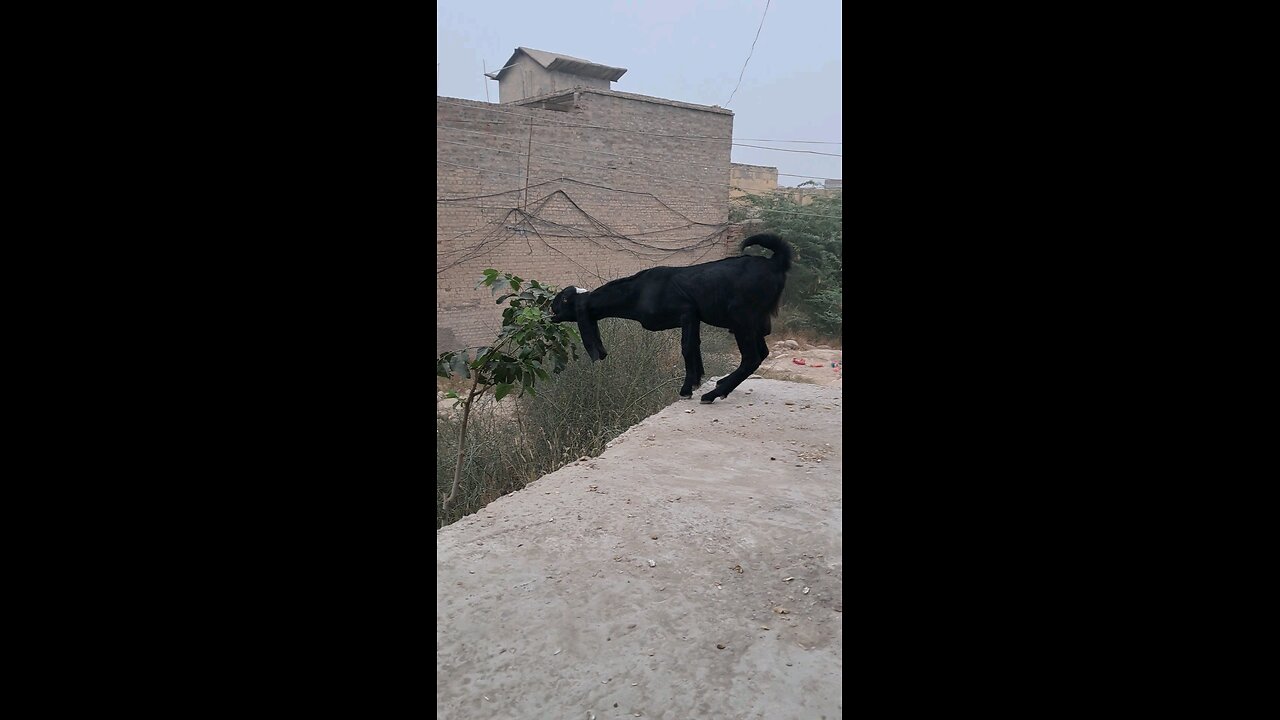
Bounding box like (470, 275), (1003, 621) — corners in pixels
(575, 294), (607, 362)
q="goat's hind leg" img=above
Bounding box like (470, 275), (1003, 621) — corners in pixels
(678, 317), (703, 398)
(700, 328), (765, 404)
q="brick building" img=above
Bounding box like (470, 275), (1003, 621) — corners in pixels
(729, 162), (779, 199)
(731, 162), (843, 205)
(437, 48), (736, 354)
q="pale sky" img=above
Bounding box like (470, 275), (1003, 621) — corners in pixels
(437, 0), (842, 187)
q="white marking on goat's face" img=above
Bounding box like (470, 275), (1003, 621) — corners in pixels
(576, 287), (589, 294)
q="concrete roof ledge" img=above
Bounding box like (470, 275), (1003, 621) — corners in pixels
(510, 87), (733, 116)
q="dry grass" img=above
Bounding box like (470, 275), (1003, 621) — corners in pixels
(772, 325), (842, 350)
(436, 321), (734, 529)
(770, 304), (842, 350)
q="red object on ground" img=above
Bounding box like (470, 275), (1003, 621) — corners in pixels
(792, 358), (806, 365)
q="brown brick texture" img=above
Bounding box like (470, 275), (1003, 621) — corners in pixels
(437, 91), (735, 355)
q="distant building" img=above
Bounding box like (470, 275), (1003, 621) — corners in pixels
(730, 163), (841, 206)
(486, 47), (628, 104)
(730, 163), (778, 199)
(780, 184), (842, 206)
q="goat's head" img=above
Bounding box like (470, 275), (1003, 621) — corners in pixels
(550, 286), (582, 323)
(550, 286), (607, 362)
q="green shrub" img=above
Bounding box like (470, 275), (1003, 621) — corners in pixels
(731, 192), (842, 340)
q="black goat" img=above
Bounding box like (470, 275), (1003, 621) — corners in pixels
(549, 233), (793, 404)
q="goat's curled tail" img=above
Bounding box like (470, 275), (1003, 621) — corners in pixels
(741, 233), (793, 273)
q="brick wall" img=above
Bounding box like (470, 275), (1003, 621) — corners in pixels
(730, 162), (779, 198)
(437, 89), (734, 355)
(779, 187), (843, 206)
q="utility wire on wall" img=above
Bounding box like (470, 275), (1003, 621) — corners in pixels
(436, 106), (841, 156)
(437, 138), (725, 190)
(437, 138), (840, 197)
(437, 86), (841, 281)
(436, 98), (840, 185)
(436, 158), (843, 220)
(438, 125), (842, 174)
(436, 168), (736, 227)
(440, 113), (841, 145)
(436, 194), (732, 277)
(438, 142), (742, 272)
(436, 182), (838, 282)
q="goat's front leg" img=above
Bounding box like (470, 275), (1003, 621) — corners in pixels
(678, 316), (703, 398)
(700, 327), (766, 404)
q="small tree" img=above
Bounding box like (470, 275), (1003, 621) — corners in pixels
(436, 270), (581, 511)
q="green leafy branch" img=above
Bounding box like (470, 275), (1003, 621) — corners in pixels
(437, 270), (581, 511)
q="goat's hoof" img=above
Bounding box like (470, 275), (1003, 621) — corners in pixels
(679, 393), (692, 399)
(700, 396), (717, 404)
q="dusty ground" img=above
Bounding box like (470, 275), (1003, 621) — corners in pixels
(436, 377), (843, 719)
(756, 343), (843, 387)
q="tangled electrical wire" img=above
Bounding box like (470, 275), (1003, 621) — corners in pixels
(436, 182), (734, 280)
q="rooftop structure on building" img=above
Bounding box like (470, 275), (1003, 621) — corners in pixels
(486, 47), (628, 104)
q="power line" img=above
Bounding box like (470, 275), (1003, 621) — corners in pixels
(438, 112), (839, 157)
(777, 172), (841, 180)
(524, 212), (725, 255)
(737, 138), (841, 145)
(439, 124), (842, 172)
(733, 142), (841, 158)
(441, 192), (843, 223)
(437, 139), (730, 190)
(435, 158), (844, 219)
(439, 97), (842, 158)
(543, 192), (728, 252)
(439, 114), (841, 145)
(439, 125), (728, 174)
(436, 158), (537, 180)
(725, 0), (771, 107)
(440, 138), (841, 194)
(438, 99), (843, 146)
(436, 167), (727, 227)
(437, 203), (707, 273)
(437, 100), (840, 183)
(436, 159), (842, 220)
(438, 197), (834, 284)
(434, 177), (567, 202)
(439, 197), (732, 276)
(541, 178), (741, 226)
